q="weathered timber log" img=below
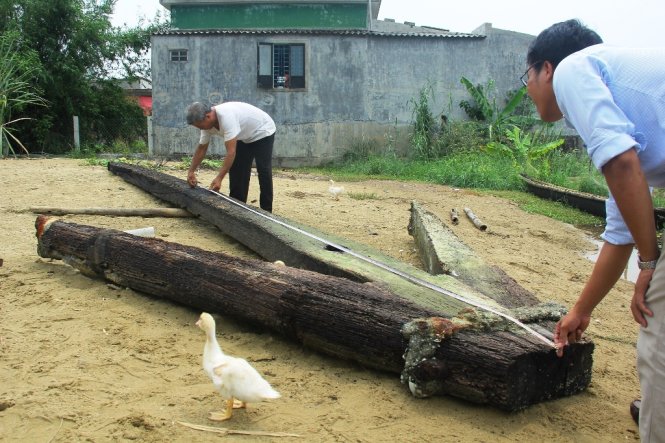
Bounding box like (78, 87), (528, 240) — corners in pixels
(464, 207), (488, 231)
(519, 173), (665, 228)
(450, 208), (459, 225)
(26, 206), (193, 217)
(106, 162), (509, 315)
(408, 201), (537, 308)
(35, 216), (594, 411)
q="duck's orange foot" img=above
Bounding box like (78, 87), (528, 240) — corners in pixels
(209, 399), (235, 421)
(208, 409), (233, 421)
(232, 399), (246, 409)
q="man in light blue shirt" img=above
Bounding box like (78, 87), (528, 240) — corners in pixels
(523, 19), (665, 441)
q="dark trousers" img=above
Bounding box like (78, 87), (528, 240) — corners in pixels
(228, 133), (274, 212)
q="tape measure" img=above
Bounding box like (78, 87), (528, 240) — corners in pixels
(204, 187), (556, 349)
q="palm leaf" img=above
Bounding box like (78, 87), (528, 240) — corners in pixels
(528, 138), (565, 160)
(497, 87), (527, 122)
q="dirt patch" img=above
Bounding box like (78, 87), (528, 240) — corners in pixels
(0, 158), (640, 442)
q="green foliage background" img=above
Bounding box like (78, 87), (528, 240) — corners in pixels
(0, 0), (168, 154)
(330, 81), (617, 212)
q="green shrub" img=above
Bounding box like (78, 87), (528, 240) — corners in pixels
(409, 84), (438, 160)
(423, 151), (522, 190)
(342, 136), (383, 163)
(436, 120), (486, 155)
(578, 175), (608, 196)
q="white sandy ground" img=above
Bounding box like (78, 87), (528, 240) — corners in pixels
(0, 158), (641, 442)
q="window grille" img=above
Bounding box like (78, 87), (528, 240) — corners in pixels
(257, 43), (305, 89)
(170, 49), (188, 62)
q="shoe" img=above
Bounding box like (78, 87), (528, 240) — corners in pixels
(630, 399), (641, 424)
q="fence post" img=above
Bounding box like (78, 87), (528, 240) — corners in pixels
(147, 115), (154, 156)
(73, 116), (80, 152)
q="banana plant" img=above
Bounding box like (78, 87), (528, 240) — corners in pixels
(459, 77), (533, 141)
(486, 124), (564, 176)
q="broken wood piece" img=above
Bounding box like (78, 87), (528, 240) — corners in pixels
(450, 208), (459, 225)
(464, 207), (487, 231)
(178, 421), (301, 437)
(35, 215), (594, 411)
(27, 207), (193, 218)
(408, 201), (537, 308)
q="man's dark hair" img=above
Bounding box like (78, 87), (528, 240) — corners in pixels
(527, 19), (603, 70)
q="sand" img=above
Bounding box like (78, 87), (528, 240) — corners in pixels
(0, 158), (641, 442)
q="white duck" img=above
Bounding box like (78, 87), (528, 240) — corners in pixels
(196, 312), (280, 421)
(328, 180), (345, 200)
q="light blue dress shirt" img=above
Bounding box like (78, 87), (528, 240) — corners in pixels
(553, 44), (665, 245)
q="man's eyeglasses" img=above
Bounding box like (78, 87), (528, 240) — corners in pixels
(520, 61), (542, 87)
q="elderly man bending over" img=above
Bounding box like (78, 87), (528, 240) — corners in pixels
(186, 101), (276, 212)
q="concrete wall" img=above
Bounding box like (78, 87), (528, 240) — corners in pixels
(151, 24), (535, 165)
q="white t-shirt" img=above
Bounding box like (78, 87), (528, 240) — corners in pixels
(198, 102), (276, 145)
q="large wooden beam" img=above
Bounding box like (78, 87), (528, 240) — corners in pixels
(35, 216), (594, 411)
(106, 162), (522, 314)
(408, 201), (538, 308)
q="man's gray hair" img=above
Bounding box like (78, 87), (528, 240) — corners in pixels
(186, 102), (211, 124)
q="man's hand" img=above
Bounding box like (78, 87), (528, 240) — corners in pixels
(187, 170), (198, 188)
(631, 268), (655, 327)
(554, 309), (591, 357)
(209, 174), (223, 192)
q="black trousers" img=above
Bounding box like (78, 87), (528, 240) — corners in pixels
(228, 133), (274, 212)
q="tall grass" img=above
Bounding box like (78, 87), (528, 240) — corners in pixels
(333, 118), (583, 193)
(409, 84), (437, 160)
(323, 149), (522, 190)
(311, 148), (605, 226)
(423, 152), (522, 189)
(69, 139), (148, 158)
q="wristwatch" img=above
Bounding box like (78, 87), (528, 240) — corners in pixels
(638, 255), (659, 270)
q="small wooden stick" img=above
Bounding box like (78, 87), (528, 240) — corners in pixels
(178, 421), (301, 438)
(26, 207), (193, 218)
(464, 207), (487, 231)
(450, 208), (459, 225)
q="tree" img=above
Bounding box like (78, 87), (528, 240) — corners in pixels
(0, 0), (169, 153)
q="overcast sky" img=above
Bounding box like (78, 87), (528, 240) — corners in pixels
(112, 0), (664, 47)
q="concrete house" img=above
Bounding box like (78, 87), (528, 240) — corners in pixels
(152, 0), (534, 165)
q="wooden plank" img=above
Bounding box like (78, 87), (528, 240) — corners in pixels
(35, 216), (594, 411)
(408, 201), (539, 308)
(521, 173), (665, 229)
(520, 174), (606, 217)
(26, 206), (193, 217)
